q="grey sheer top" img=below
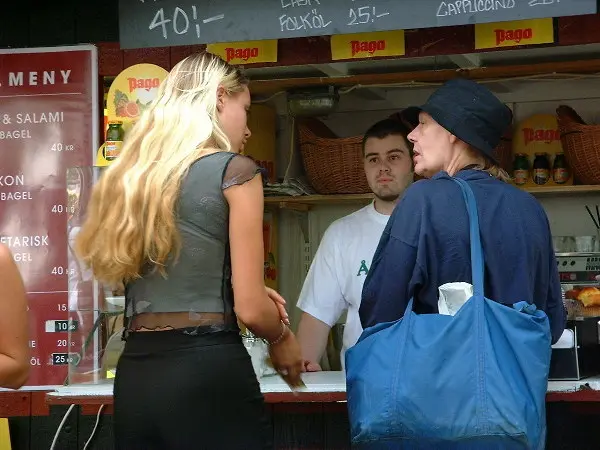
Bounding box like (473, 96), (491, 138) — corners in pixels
(124, 152), (262, 334)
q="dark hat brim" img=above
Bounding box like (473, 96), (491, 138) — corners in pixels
(401, 104), (447, 129)
(400, 106), (421, 129)
(401, 104), (502, 166)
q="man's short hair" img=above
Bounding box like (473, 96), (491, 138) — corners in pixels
(362, 118), (413, 156)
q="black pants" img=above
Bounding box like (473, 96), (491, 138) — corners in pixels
(113, 329), (273, 450)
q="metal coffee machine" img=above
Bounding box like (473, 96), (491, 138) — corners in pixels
(550, 250), (600, 380)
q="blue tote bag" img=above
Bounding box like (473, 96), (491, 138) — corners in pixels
(345, 177), (552, 449)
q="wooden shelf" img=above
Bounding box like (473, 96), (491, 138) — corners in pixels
(524, 185), (600, 196)
(264, 185), (600, 208)
(250, 58), (600, 95)
(264, 194), (373, 206)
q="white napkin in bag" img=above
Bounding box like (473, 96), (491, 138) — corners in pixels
(437, 282), (474, 316)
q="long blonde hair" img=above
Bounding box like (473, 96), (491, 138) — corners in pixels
(75, 52), (248, 286)
(465, 146), (511, 183)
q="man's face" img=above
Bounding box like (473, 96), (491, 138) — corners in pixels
(363, 134), (413, 202)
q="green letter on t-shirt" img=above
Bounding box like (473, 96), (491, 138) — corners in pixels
(356, 259), (369, 276)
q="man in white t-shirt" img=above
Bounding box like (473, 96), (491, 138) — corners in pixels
(296, 118), (414, 371)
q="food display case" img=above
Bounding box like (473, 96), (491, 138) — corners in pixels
(65, 165), (124, 386)
(550, 251), (600, 380)
(63, 66), (169, 386)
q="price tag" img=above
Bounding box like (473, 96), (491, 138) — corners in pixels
(51, 353), (79, 365)
(45, 320), (78, 333)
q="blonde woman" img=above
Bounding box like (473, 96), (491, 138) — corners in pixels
(0, 243), (29, 389)
(76, 53), (303, 449)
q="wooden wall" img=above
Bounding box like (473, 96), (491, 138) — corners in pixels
(4, 398), (600, 449)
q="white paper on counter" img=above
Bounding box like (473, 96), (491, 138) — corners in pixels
(260, 371), (346, 393)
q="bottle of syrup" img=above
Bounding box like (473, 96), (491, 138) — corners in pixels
(532, 153), (550, 185)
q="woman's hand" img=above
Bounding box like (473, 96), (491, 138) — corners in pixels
(303, 360), (322, 372)
(268, 326), (304, 388)
(266, 287), (290, 325)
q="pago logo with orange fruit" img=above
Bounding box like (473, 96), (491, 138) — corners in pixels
(106, 64), (168, 129)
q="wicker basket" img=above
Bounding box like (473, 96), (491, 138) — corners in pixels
(297, 118), (370, 194)
(556, 105), (600, 185)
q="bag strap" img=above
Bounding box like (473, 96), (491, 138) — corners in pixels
(450, 177), (485, 297)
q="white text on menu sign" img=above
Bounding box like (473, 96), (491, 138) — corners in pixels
(279, 0), (389, 33)
(0, 70), (71, 88)
(147, 2), (225, 40)
(437, 0), (564, 17)
(143, 1), (391, 39)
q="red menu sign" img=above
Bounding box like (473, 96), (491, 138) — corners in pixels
(0, 46), (97, 387)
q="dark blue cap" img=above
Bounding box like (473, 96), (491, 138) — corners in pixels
(402, 79), (513, 163)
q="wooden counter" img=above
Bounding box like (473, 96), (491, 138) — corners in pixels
(46, 371), (346, 406)
(45, 371), (600, 406)
(34, 372), (600, 449)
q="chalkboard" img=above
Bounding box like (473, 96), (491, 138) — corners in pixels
(118, 0), (597, 50)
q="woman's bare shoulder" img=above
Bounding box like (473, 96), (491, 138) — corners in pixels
(0, 245), (25, 295)
(0, 243), (11, 260)
(0, 244), (17, 271)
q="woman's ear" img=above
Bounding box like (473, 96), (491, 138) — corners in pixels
(216, 86), (226, 112)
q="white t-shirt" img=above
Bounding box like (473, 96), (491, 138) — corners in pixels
(297, 202), (389, 369)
